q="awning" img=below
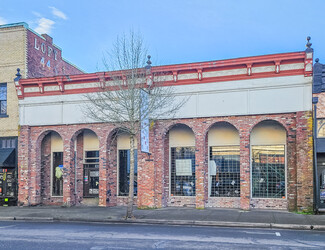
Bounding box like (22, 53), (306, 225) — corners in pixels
(0, 148), (15, 167)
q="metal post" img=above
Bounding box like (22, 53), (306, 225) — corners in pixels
(313, 97), (319, 212)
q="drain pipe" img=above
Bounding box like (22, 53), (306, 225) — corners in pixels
(313, 97), (319, 213)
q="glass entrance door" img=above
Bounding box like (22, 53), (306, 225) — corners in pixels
(83, 165), (99, 197)
(83, 150), (99, 198)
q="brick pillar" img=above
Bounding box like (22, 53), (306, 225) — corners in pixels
(240, 130), (250, 210)
(29, 132), (41, 205)
(18, 126), (31, 206)
(296, 111), (314, 211)
(195, 133), (206, 209)
(287, 122), (297, 211)
(153, 124), (166, 208)
(62, 138), (75, 206)
(40, 134), (51, 204)
(137, 129), (156, 208)
(107, 135), (117, 206)
(75, 134), (84, 204)
(98, 136), (108, 206)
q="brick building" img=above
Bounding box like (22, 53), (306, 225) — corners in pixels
(0, 22), (83, 205)
(313, 56), (325, 212)
(15, 46), (314, 211)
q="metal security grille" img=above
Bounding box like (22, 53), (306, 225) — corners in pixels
(252, 145), (285, 198)
(170, 147), (195, 196)
(209, 146), (240, 197)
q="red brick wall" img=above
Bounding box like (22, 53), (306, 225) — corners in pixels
(26, 30), (83, 78)
(18, 111), (314, 211)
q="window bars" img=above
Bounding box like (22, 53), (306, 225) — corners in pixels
(251, 145), (285, 198)
(209, 146), (240, 197)
(170, 147), (196, 196)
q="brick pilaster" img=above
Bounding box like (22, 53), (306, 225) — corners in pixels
(296, 111), (314, 211)
(240, 130), (250, 210)
(18, 126), (31, 205)
(62, 138), (75, 206)
(195, 132), (207, 209)
(98, 137), (108, 206)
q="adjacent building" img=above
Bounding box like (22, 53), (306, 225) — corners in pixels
(313, 57), (325, 212)
(15, 44), (314, 211)
(0, 22), (83, 205)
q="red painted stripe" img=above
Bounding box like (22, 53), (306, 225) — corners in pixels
(19, 69), (305, 99)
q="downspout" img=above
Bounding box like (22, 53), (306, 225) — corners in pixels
(313, 97), (319, 212)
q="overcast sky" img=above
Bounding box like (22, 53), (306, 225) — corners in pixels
(1, 0), (325, 73)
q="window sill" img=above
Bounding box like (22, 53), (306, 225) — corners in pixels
(0, 114), (8, 118)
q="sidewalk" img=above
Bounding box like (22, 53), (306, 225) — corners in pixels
(0, 206), (325, 230)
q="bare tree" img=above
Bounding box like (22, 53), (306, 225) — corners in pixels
(84, 31), (187, 219)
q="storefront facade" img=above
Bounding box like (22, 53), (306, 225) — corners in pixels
(16, 49), (314, 211)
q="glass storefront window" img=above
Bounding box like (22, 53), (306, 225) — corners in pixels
(209, 146), (240, 197)
(170, 147), (195, 196)
(317, 119), (325, 138)
(251, 145), (285, 198)
(118, 149), (137, 196)
(52, 152), (63, 196)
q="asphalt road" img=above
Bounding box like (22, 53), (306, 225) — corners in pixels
(0, 221), (324, 249)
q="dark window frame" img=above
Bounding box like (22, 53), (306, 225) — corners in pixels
(52, 151), (63, 197)
(0, 83), (8, 117)
(118, 149), (138, 196)
(317, 118), (325, 138)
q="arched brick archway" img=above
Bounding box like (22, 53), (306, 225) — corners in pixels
(204, 121), (241, 208)
(32, 130), (64, 206)
(160, 123), (197, 207)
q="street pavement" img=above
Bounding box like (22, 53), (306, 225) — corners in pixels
(1, 221), (325, 249)
(0, 206), (324, 230)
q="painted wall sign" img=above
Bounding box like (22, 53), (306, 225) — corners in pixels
(26, 29), (83, 78)
(34, 38), (58, 60)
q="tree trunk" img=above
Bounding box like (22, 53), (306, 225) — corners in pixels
(126, 134), (135, 219)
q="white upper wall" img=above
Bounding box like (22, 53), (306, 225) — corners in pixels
(19, 74), (312, 126)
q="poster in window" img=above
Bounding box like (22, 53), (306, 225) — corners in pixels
(176, 159), (192, 176)
(320, 189), (325, 200)
(209, 160), (217, 175)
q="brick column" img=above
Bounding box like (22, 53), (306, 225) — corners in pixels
(106, 136), (117, 206)
(195, 133), (207, 209)
(296, 111), (314, 211)
(98, 137), (108, 206)
(240, 130), (250, 210)
(18, 126), (31, 206)
(137, 129), (156, 208)
(153, 124), (166, 208)
(74, 134), (84, 204)
(62, 138), (74, 206)
(287, 121), (297, 211)
(29, 131), (42, 205)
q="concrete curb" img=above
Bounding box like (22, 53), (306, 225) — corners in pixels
(0, 216), (53, 222)
(56, 217), (325, 231)
(1, 216), (325, 231)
